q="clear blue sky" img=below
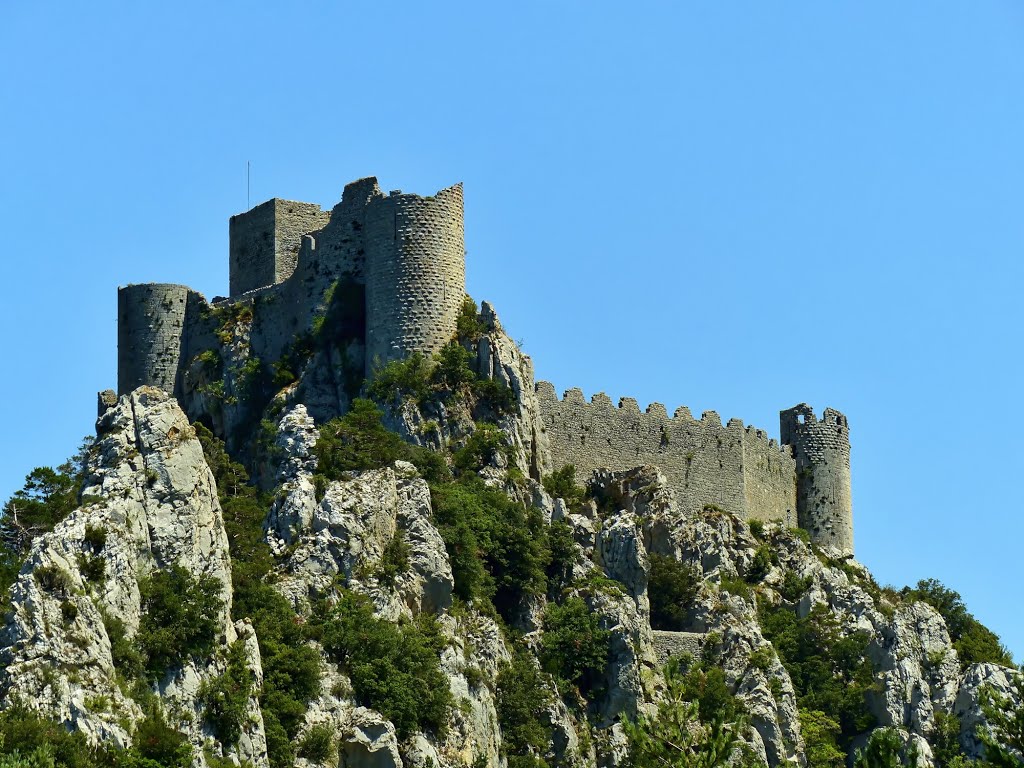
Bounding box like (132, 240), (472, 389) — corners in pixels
(2, 3), (1022, 661)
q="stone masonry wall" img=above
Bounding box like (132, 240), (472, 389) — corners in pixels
(742, 427), (800, 526)
(271, 200), (330, 285)
(536, 382), (797, 524)
(364, 183), (465, 375)
(117, 284), (191, 396)
(780, 404), (853, 552)
(228, 199), (329, 297)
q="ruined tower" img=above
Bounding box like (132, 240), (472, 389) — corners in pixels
(780, 404), (853, 553)
(117, 283), (191, 396)
(364, 183), (465, 373)
(117, 177), (466, 396)
(228, 199), (330, 296)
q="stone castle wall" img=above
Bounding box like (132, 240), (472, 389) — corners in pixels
(781, 404), (853, 552)
(115, 174), (853, 552)
(364, 183), (465, 374)
(120, 178), (465, 397)
(117, 284), (191, 396)
(228, 199), (330, 297)
(535, 382), (798, 524)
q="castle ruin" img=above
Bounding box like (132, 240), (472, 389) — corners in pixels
(116, 176), (854, 553)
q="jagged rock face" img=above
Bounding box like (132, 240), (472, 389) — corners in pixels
(583, 465), (1023, 768)
(4, 336), (1022, 768)
(0, 388), (266, 766)
(273, 461), (454, 621)
(590, 467), (804, 766)
(955, 663), (1022, 760)
(475, 301), (552, 479)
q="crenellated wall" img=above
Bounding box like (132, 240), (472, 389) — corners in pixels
(114, 174), (855, 553)
(535, 381), (798, 525)
(364, 183), (465, 374)
(780, 404), (853, 552)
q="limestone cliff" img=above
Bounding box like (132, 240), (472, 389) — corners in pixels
(0, 314), (1019, 768)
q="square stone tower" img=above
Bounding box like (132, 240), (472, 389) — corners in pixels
(228, 199), (329, 296)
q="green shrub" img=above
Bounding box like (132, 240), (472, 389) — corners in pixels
(77, 553), (105, 584)
(137, 564), (224, 679)
(375, 532), (410, 588)
(930, 711), (967, 767)
(366, 353), (433, 404)
(779, 569), (813, 601)
(60, 600), (78, 624)
(542, 465), (586, 510)
(1, 442), (88, 557)
(235, 356), (266, 399)
(452, 423), (511, 474)
(902, 578), (1013, 669)
(852, 727), (919, 768)
(456, 297), (486, 342)
(213, 302), (253, 344)
(199, 641), (254, 749)
(83, 524), (106, 552)
(679, 662), (743, 724)
(719, 573), (752, 601)
(790, 527), (812, 545)
(799, 708), (845, 768)
(748, 519), (765, 539)
(432, 343), (476, 390)
(315, 399), (410, 475)
(273, 333), (314, 389)
(747, 646), (774, 672)
(430, 478), (549, 622)
(648, 554), (699, 631)
(132, 706), (194, 768)
(312, 590), (452, 739)
(297, 724), (335, 763)
(0, 745), (55, 768)
(196, 424), (322, 768)
(745, 544), (775, 583)
(546, 520), (578, 596)
(0, 707), (96, 768)
(472, 377), (518, 416)
(759, 602), (876, 748)
(233, 582), (321, 768)
(496, 646), (554, 768)
(101, 609), (145, 680)
(33, 565), (73, 595)
(978, 672), (1024, 768)
(622, 655), (748, 768)
(540, 597), (610, 695)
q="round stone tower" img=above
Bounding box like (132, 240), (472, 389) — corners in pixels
(117, 283), (190, 396)
(363, 183), (465, 375)
(780, 403), (853, 553)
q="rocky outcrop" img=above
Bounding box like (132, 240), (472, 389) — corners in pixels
(0, 388), (266, 766)
(274, 461), (453, 620)
(1, 369), (1018, 768)
(954, 662), (1023, 760)
(475, 302), (552, 479)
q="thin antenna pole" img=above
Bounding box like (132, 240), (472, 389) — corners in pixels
(247, 161), (251, 210)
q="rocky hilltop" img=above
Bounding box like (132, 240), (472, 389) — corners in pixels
(0, 301), (1020, 768)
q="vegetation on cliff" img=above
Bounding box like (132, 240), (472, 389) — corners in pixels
(0, 300), (1020, 768)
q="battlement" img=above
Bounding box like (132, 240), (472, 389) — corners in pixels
(534, 383), (791, 457)
(535, 381), (797, 524)
(114, 173), (853, 553)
